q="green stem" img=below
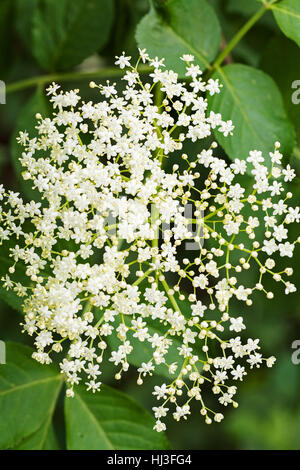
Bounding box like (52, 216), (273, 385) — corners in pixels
(210, 1), (276, 73)
(160, 276), (183, 315)
(132, 267), (154, 286)
(152, 84), (164, 253)
(5, 65), (152, 94)
(152, 205), (159, 252)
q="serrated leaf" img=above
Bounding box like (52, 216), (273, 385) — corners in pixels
(136, 0), (221, 76)
(272, 0), (300, 48)
(65, 383), (169, 450)
(11, 88), (50, 202)
(32, 0), (114, 71)
(0, 342), (62, 449)
(207, 64), (295, 169)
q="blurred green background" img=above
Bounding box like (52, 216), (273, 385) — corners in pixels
(0, 0), (299, 450)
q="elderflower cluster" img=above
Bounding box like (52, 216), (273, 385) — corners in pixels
(0, 50), (298, 431)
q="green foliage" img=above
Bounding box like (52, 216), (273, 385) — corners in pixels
(261, 35), (300, 145)
(207, 64), (295, 169)
(108, 0), (149, 59)
(136, 0), (221, 76)
(17, 0), (114, 72)
(272, 0), (300, 47)
(13, 418), (60, 450)
(225, 354), (300, 450)
(0, 342), (62, 449)
(65, 384), (169, 450)
(0, 343), (169, 450)
(227, 0), (264, 16)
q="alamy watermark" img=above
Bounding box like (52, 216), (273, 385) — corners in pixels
(291, 340), (300, 365)
(0, 80), (5, 104)
(103, 202), (205, 251)
(0, 340), (6, 364)
(291, 80), (300, 105)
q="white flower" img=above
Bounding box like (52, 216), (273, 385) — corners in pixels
(138, 361), (155, 376)
(153, 420), (166, 432)
(0, 49), (297, 433)
(191, 301), (207, 317)
(180, 54), (194, 62)
(262, 239), (278, 255)
(115, 52), (131, 69)
(278, 242), (294, 258)
(193, 274), (208, 288)
(285, 282), (296, 295)
(153, 406), (169, 418)
(35, 331), (53, 348)
(247, 353), (263, 368)
(231, 365), (247, 380)
(153, 384), (168, 400)
(173, 404), (191, 421)
(214, 413), (224, 423)
(266, 356), (276, 367)
(218, 120), (234, 136)
(206, 78), (221, 95)
(230, 317), (246, 333)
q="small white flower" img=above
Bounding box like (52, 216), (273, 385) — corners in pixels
(0, 50), (296, 433)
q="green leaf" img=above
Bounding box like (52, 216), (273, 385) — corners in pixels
(207, 64), (295, 169)
(227, 0), (262, 16)
(0, 342), (62, 449)
(136, 0), (221, 76)
(32, 0), (114, 71)
(15, 0), (39, 52)
(13, 417), (60, 450)
(65, 384), (169, 450)
(11, 88), (50, 202)
(260, 35), (300, 146)
(272, 0), (300, 48)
